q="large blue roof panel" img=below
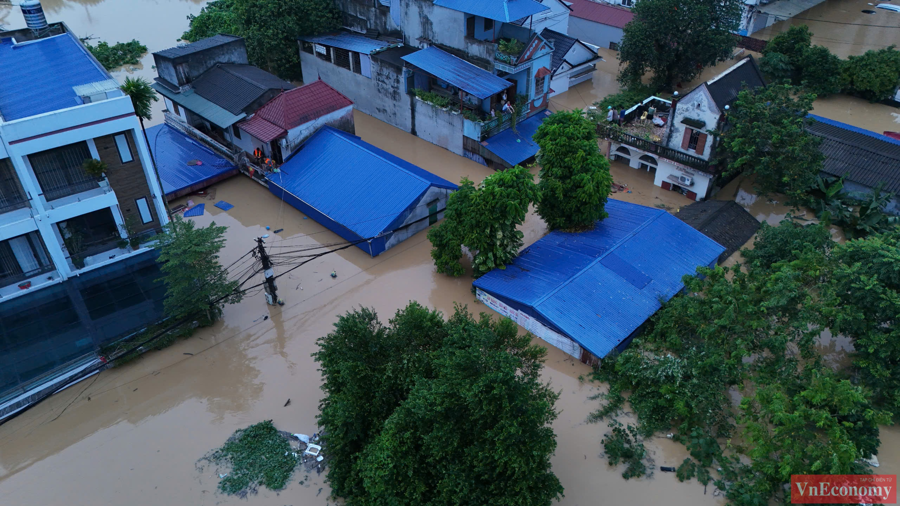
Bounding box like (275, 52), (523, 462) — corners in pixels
(474, 200), (725, 358)
(146, 124), (238, 199)
(300, 33), (390, 54)
(402, 47), (512, 99)
(268, 127), (457, 241)
(0, 33), (110, 121)
(434, 0), (550, 22)
(482, 110), (551, 166)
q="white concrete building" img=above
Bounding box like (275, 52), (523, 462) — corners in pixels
(0, 24), (168, 301)
(541, 28), (601, 97)
(605, 57), (766, 201)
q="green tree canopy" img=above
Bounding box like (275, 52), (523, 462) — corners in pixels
(719, 83), (824, 204)
(618, 0), (741, 89)
(120, 76), (158, 122)
(843, 46), (900, 101)
(534, 111), (612, 230)
(315, 303), (564, 506)
(182, 0), (341, 81)
(761, 25), (811, 83)
(799, 45), (846, 98)
(156, 216), (242, 323)
(428, 166), (540, 277)
(589, 220), (896, 505)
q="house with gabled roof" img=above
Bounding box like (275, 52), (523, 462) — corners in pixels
(604, 56), (766, 201)
(540, 28), (601, 96)
(151, 35), (294, 159)
(236, 80), (355, 162)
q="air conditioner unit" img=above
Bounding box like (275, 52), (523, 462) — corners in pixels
(678, 175), (694, 186)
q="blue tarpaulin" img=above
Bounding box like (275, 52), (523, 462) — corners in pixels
(481, 110), (551, 167)
(402, 47), (512, 99)
(267, 126), (457, 257)
(473, 200), (725, 359)
(146, 124), (238, 200)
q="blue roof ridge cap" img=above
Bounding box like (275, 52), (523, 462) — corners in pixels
(531, 207), (668, 308)
(808, 114), (900, 148)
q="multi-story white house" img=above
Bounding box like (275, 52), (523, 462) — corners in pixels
(603, 56), (766, 201)
(0, 21), (169, 403)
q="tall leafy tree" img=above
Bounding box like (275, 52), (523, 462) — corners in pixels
(799, 45), (846, 98)
(830, 229), (900, 418)
(428, 166), (539, 277)
(719, 83), (824, 204)
(182, 0), (341, 81)
(760, 25), (811, 83)
(534, 111), (612, 230)
(121, 76), (168, 215)
(315, 303), (564, 506)
(843, 46), (900, 101)
(156, 216), (242, 323)
(618, 0), (741, 89)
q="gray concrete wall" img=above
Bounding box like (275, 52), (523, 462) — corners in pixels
(154, 38), (248, 87)
(284, 106), (355, 154)
(567, 18), (623, 50)
(385, 186), (454, 251)
(300, 52), (411, 133)
(401, 0), (466, 50)
(412, 97), (464, 156)
(335, 0), (400, 35)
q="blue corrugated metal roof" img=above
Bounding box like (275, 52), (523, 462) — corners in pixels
(300, 33), (390, 54)
(808, 114), (900, 147)
(402, 47), (512, 99)
(268, 126), (457, 240)
(0, 33), (110, 121)
(146, 124), (238, 199)
(434, 0), (550, 22)
(482, 109), (551, 166)
(474, 200), (724, 358)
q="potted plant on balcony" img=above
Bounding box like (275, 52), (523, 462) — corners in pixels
(498, 39), (524, 58)
(62, 226), (86, 269)
(83, 158), (109, 188)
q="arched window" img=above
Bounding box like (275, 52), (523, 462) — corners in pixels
(638, 155), (657, 165)
(615, 146), (631, 156)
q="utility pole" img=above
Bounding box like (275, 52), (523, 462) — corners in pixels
(256, 237), (283, 306)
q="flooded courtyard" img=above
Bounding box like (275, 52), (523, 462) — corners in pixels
(1, 0), (899, 505)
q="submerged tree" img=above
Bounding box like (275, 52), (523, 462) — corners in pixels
(315, 303), (564, 506)
(534, 111), (612, 230)
(618, 0), (741, 89)
(156, 216), (242, 323)
(719, 83), (823, 204)
(428, 166), (539, 277)
(182, 0), (341, 81)
(843, 46), (900, 102)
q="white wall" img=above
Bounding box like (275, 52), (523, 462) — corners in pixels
(0, 94), (168, 292)
(567, 17), (624, 50)
(665, 86), (720, 160)
(610, 142), (713, 201)
(284, 105), (355, 154)
(163, 97), (188, 123)
(528, 0), (571, 34)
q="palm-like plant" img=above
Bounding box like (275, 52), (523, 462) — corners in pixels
(121, 77), (169, 217)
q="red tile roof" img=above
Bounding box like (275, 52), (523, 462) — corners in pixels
(535, 67), (552, 79)
(568, 0), (634, 29)
(238, 80), (353, 142)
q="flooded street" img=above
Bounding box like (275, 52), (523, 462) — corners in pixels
(0, 1), (898, 505)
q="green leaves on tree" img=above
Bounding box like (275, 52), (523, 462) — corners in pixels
(534, 111), (612, 231)
(617, 0), (741, 89)
(182, 0), (342, 81)
(156, 216), (242, 324)
(85, 39), (148, 70)
(428, 166), (539, 277)
(719, 83), (824, 204)
(314, 303), (564, 506)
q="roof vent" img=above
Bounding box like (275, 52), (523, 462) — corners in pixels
(73, 79), (123, 104)
(20, 0), (49, 33)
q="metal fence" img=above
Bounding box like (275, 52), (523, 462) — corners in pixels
(0, 159), (27, 214)
(28, 141), (100, 201)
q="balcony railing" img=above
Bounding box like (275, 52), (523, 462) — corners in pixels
(0, 194), (27, 215)
(603, 127), (711, 173)
(43, 179), (103, 202)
